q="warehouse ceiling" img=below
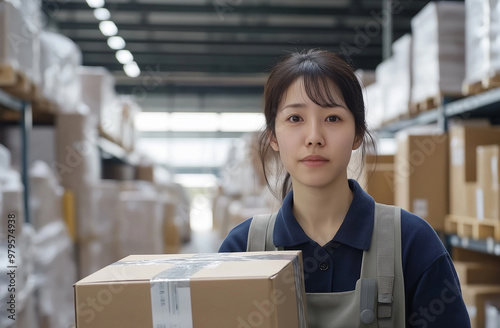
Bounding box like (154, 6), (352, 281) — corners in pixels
(41, 0), (434, 96)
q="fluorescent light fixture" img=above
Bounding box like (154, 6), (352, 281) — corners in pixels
(169, 113), (219, 132)
(124, 61), (141, 77)
(93, 8), (110, 20)
(86, 0), (104, 8)
(135, 112), (169, 131)
(219, 113), (265, 132)
(116, 49), (133, 64)
(107, 36), (125, 50)
(99, 20), (118, 36)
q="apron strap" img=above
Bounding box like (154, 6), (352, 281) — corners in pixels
(246, 213), (278, 251)
(375, 203), (399, 328)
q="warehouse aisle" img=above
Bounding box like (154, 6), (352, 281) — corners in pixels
(180, 229), (224, 254)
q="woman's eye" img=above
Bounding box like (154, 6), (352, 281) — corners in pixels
(326, 115), (340, 122)
(288, 115), (301, 123)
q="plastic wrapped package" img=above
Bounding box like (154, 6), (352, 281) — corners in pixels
(0, 144), (10, 171)
(39, 31), (82, 111)
(117, 190), (163, 259)
(411, 2), (465, 103)
(90, 180), (120, 260)
(490, 0), (500, 77)
(375, 58), (397, 123)
(78, 66), (120, 141)
(0, 170), (24, 239)
(33, 221), (76, 328)
(118, 95), (141, 152)
(390, 34), (412, 118)
(29, 160), (64, 231)
(465, 0), (490, 86)
(0, 0), (40, 87)
(55, 110), (101, 190)
(364, 83), (383, 130)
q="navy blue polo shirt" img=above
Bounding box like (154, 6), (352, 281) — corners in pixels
(219, 179), (470, 327)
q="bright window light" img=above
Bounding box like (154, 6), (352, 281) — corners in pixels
(99, 20), (118, 36)
(219, 113), (265, 132)
(94, 8), (110, 20)
(107, 36), (125, 50)
(135, 112), (169, 131)
(86, 0), (104, 8)
(116, 50), (133, 64)
(169, 113), (219, 132)
(124, 61), (141, 77)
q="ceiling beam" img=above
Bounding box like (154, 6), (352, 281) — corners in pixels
(58, 21), (405, 34)
(42, 1), (431, 17)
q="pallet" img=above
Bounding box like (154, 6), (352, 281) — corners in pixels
(0, 65), (37, 101)
(482, 71), (500, 90)
(462, 80), (487, 97)
(445, 214), (500, 241)
(410, 95), (442, 115)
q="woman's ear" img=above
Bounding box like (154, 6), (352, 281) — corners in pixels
(268, 131), (279, 151)
(352, 134), (362, 150)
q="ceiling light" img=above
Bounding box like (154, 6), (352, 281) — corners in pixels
(107, 36), (125, 50)
(86, 0), (104, 8)
(124, 61), (140, 77)
(99, 20), (118, 36)
(116, 50), (134, 64)
(93, 8), (110, 20)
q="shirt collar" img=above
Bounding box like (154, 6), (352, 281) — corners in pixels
(273, 179), (375, 251)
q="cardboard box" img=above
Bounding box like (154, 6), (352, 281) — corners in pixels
(462, 285), (500, 328)
(476, 145), (500, 220)
(454, 261), (500, 285)
(395, 132), (448, 230)
(362, 163), (394, 206)
(74, 252), (307, 328)
(356, 154), (395, 205)
(449, 124), (500, 216)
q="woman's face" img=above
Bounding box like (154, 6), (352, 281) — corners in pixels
(270, 77), (361, 190)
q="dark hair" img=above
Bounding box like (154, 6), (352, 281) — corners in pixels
(258, 49), (376, 200)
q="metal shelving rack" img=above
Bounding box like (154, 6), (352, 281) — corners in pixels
(0, 89), (32, 224)
(377, 87), (500, 135)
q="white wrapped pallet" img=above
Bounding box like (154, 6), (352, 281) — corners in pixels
(39, 31), (82, 111)
(488, 0), (500, 86)
(391, 34), (412, 118)
(33, 221), (76, 328)
(411, 2), (465, 105)
(0, 0), (40, 89)
(464, 0), (490, 91)
(364, 82), (383, 130)
(29, 160), (64, 231)
(117, 190), (163, 258)
(0, 170), (24, 239)
(78, 66), (121, 142)
(375, 58), (397, 124)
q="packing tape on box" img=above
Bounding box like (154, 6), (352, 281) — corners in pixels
(111, 253), (307, 328)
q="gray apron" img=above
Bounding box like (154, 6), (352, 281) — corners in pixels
(246, 203), (406, 328)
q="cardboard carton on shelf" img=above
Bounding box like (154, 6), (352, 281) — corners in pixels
(74, 251), (307, 328)
(449, 123), (500, 217)
(462, 285), (500, 328)
(394, 131), (448, 230)
(476, 144), (500, 220)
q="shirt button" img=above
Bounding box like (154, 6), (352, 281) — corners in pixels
(319, 261), (329, 271)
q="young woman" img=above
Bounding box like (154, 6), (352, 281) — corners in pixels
(219, 49), (470, 327)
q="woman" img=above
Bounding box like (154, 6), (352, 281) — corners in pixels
(219, 49), (470, 327)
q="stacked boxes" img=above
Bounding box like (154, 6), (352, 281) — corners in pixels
(449, 123), (500, 217)
(357, 154), (395, 206)
(394, 130), (448, 230)
(74, 251), (307, 328)
(411, 2), (465, 103)
(389, 34), (413, 118)
(464, 0), (489, 89)
(476, 144), (500, 220)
